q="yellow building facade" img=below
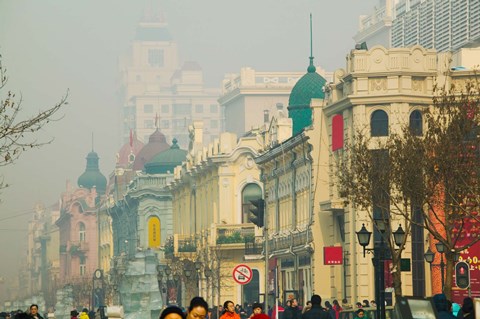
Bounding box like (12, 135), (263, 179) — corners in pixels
(169, 122), (265, 308)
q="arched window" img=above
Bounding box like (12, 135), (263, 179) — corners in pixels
(242, 183), (262, 223)
(371, 110), (389, 137)
(79, 222), (86, 242)
(409, 110), (423, 136)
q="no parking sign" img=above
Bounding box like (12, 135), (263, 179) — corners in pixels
(232, 264), (253, 285)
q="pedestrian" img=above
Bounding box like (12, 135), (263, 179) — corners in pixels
(186, 297), (209, 319)
(70, 310), (78, 319)
(301, 302), (311, 315)
(29, 305), (44, 319)
(283, 299), (301, 319)
(301, 295), (329, 319)
(160, 306), (185, 319)
(362, 300), (370, 308)
(78, 309), (89, 319)
(220, 301), (240, 319)
(250, 303), (269, 319)
(355, 302), (362, 309)
(332, 300), (342, 319)
(432, 294), (455, 319)
(269, 302), (284, 319)
(369, 301), (376, 308)
(341, 299), (352, 310)
(457, 297), (475, 319)
(324, 301), (335, 319)
(353, 309), (365, 319)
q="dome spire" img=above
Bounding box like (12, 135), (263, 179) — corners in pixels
(307, 13), (316, 73)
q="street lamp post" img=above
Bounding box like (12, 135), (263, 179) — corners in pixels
(356, 222), (405, 319)
(424, 243), (459, 292)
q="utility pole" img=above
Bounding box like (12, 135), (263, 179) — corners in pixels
(264, 204), (269, 312)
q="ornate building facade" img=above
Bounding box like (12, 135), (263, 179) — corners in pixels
(168, 121), (265, 308)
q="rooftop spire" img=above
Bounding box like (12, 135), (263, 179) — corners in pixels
(91, 132), (94, 151)
(308, 13), (316, 73)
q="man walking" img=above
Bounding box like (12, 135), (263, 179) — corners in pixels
(302, 295), (329, 319)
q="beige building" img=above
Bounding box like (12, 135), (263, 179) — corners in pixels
(168, 122), (265, 307)
(254, 45), (480, 305)
(312, 45), (440, 302)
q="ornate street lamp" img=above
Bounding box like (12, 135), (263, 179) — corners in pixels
(356, 224), (372, 257)
(424, 242), (447, 292)
(393, 225), (406, 247)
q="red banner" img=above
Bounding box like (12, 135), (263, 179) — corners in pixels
(452, 217), (480, 304)
(324, 246), (343, 265)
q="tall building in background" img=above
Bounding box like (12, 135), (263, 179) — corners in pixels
(118, 11), (221, 149)
(355, 0), (480, 52)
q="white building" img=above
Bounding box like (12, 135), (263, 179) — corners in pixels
(118, 12), (221, 149)
(355, 0), (480, 52)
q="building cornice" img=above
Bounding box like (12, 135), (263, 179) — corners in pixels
(323, 94), (434, 117)
(255, 133), (309, 164)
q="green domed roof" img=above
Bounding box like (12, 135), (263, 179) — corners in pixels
(288, 57), (327, 135)
(78, 151), (107, 195)
(144, 139), (187, 174)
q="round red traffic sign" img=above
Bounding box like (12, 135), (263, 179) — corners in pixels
(232, 264), (253, 285)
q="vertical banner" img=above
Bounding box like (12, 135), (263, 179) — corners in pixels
(148, 216), (161, 248)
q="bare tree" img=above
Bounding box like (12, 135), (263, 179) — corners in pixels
(0, 54), (68, 185)
(337, 74), (480, 299)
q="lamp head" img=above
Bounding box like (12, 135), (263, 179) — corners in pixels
(424, 247), (435, 264)
(356, 224), (372, 247)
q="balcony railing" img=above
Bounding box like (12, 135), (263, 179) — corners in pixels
(268, 229), (313, 252)
(245, 236), (264, 255)
(69, 241), (89, 254)
(213, 224), (256, 246)
(173, 234), (197, 258)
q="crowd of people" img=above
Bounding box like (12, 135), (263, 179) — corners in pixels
(0, 305), (101, 319)
(1, 294), (476, 319)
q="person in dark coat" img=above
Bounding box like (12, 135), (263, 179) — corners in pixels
(456, 297), (475, 319)
(432, 294), (456, 319)
(283, 299), (301, 319)
(301, 295), (329, 319)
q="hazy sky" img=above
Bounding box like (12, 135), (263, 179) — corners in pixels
(0, 0), (378, 278)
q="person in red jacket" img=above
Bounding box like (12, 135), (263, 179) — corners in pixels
(250, 303), (269, 319)
(220, 301), (240, 319)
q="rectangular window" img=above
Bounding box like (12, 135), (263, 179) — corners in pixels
(172, 119), (186, 128)
(173, 104), (191, 115)
(148, 49), (164, 67)
(161, 120), (170, 128)
(144, 120), (154, 129)
(161, 104), (169, 113)
(210, 119), (218, 129)
(210, 104), (218, 113)
(144, 104), (154, 113)
(195, 104), (204, 113)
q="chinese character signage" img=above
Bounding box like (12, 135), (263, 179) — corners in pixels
(324, 246), (343, 265)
